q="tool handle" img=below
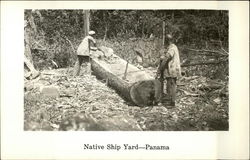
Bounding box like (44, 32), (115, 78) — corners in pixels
(123, 61), (129, 80)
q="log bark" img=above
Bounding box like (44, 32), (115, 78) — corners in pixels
(90, 48), (161, 106)
(162, 21), (166, 46)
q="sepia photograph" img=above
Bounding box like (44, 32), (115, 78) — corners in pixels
(1, 1), (249, 159)
(24, 9), (229, 131)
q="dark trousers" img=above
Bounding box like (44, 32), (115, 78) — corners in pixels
(73, 55), (90, 76)
(166, 77), (177, 103)
(159, 77), (177, 104)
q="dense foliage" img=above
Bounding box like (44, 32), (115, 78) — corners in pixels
(25, 10), (228, 76)
(26, 10), (228, 42)
(91, 10), (228, 47)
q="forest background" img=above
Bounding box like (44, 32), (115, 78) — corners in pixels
(25, 9), (228, 80)
(24, 10), (229, 131)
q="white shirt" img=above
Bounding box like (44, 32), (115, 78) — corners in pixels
(164, 44), (181, 78)
(77, 35), (96, 56)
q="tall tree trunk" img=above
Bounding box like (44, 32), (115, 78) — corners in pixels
(103, 24), (108, 41)
(83, 10), (90, 36)
(103, 11), (108, 41)
(28, 10), (37, 34)
(24, 10), (37, 64)
(162, 21), (166, 47)
(141, 22), (145, 38)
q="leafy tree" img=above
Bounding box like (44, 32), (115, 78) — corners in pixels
(24, 9), (228, 78)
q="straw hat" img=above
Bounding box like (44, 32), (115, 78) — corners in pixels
(88, 30), (96, 35)
(166, 34), (173, 40)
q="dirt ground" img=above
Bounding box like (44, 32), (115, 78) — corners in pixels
(24, 67), (228, 131)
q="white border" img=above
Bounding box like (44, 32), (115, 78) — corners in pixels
(1, 1), (249, 159)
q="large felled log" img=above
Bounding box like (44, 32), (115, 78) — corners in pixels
(91, 47), (161, 106)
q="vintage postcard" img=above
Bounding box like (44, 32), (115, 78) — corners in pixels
(1, 1), (249, 159)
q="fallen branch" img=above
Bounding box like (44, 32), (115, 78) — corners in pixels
(186, 48), (228, 56)
(51, 60), (58, 68)
(41, 71), (67, 77)
(181, 60), (227, 67)
(188, 52), (225, 57)
(59, 94), (73, 98)
(212, 85), (228, 97)
(33, 46), (46, 51)
(198, 84), (223, 91)
(221, 48), (229, 54)
(180, 76), (199, 81)
(178, 88), (199, 97)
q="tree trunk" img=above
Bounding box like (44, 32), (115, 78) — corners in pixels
(83, 10), (90, 36)
(141, 22), (145, 38)
(103, 11), (108, 41)
(162, 21), (166, 46)
(90, 48), (161, 106)
(28, 10), (37, 33)
(103, 23), (108, 41)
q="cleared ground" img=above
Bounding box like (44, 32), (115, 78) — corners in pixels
(24, 67), (228, 131)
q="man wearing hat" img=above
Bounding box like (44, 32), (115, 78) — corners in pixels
(74, 30), (102, 76)
(156, 34), (181, 107)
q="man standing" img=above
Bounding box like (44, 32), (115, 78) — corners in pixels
(156, 34), (181, 107)
(74, 30), (101, 76)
